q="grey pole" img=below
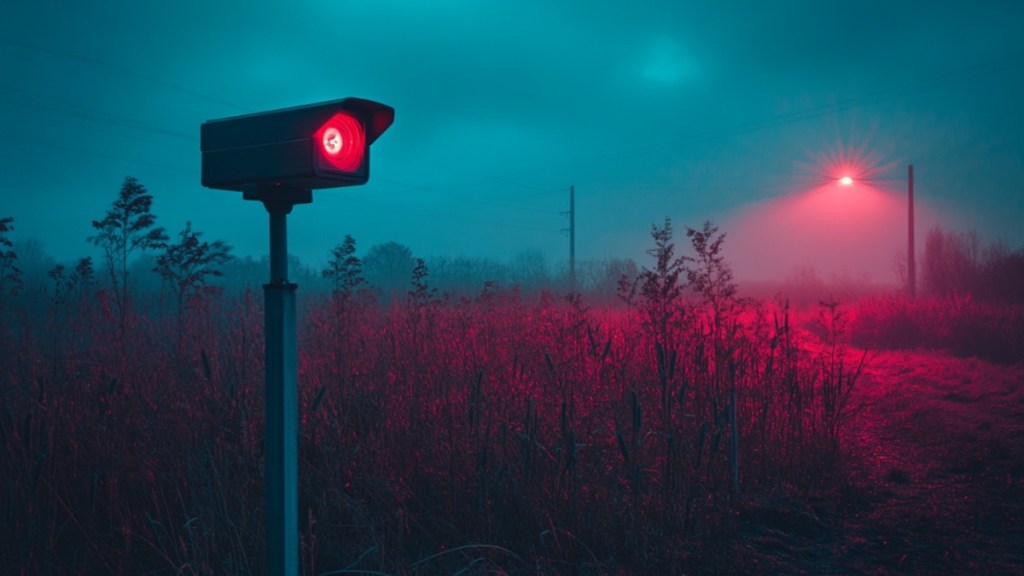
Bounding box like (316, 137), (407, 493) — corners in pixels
(908, 165), (916, 298)
(569, 185), (575, 290)
(264, 200), (299, 576)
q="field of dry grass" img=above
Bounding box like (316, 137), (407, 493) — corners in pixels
(2, 278), (1022, 574)
(728, 345), (1024, 575)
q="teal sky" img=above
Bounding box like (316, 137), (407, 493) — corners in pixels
(2, 0), (1022, 282)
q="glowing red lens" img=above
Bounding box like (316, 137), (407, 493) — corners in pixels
(315, 113), (365, 172)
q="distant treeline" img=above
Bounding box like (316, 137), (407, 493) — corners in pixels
(921, 226), (1024, 303)
(2, 176), (1023, 327)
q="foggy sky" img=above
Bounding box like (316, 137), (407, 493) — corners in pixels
(2, 0), (1022, 283)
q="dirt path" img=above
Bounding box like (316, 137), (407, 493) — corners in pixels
(837, 349), (1024, 574)
(732, 348), (1024, 575)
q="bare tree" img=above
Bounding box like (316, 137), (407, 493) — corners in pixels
(923, 226), (979, 296)
(89, 176), (168, 339)
(509, 248), (549, 291)
(322, 234), (364, 300)
(685, 220), (737, 342)
(0, 216), (21, 303)
(0, 217), (22, 367)
(154, 221), (232, 347)
(408, 257), (435, 304)
(322, 234), (366, 352)
(637, 217), (687, 347)
(362, 241), (415, 302)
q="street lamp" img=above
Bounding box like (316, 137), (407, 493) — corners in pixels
(836, 168), (915, 296)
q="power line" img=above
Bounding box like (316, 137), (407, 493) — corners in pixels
(6, 36), (1021, 183)
(0, 133), (194, 176)
(314, 192), (563, 234)
(0, 38), (252, 114)
(470, 49), (1024, 181)
(3, 35), (1022, 237)
(0, 83), (196, 141)
(0, 94), (196, 156)
(377, 176), (562, 215)
(1, 36), (568, 220)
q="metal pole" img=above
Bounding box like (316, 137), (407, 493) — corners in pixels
(908, 164), (915, 298)
(569, 185), (575, 290)
(264, 203), (299, 576)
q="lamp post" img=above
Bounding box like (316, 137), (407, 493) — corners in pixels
(835, 167), (915, 295)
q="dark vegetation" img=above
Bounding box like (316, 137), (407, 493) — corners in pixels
(1, 177), (1022, 574)
(849, 226), (1024, 364)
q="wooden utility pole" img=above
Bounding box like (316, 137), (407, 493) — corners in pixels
(908, 165), (916, 298)
(569, 185), (575, 290)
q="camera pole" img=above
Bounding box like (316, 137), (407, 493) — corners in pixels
(201, 98), (392, 576)
(249, 187), (310, 576)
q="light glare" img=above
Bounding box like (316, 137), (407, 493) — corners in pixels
(839, 176), (853, 186)
(315, 112), (365, 172)
(323, 127), (342, 155)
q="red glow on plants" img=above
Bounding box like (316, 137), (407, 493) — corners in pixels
(314, 112), (365, 172)
(5, 212), (1024, 574)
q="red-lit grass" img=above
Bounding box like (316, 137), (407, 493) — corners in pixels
(850, 293), (1024, 364)
(298, 288), (866, 572)
(0, 283), (962, 574)
(834, 349), (1024, 574)
(1, 290), (265, 575)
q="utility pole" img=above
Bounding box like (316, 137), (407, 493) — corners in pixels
(569, 185), (575, 290)
(908, 164), (916, 298)
(561, 185), (576, 290)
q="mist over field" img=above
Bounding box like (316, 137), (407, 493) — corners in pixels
(2, 1), (1024, 574)
(4, 194), (1024, 573)
(723, 180), (946, 284)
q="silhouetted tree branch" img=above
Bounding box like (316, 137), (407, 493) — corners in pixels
(89, 176), (168, 343)
(154, 221), (232, 350)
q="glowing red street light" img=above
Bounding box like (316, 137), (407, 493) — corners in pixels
(839, 175), (854, 186)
